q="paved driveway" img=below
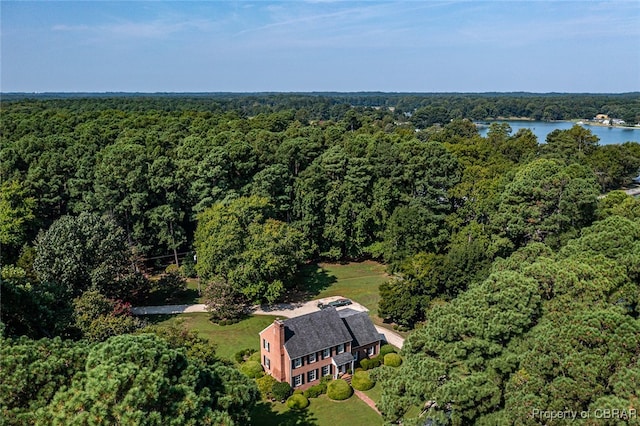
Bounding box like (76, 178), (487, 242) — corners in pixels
(132, 295), (404, 348)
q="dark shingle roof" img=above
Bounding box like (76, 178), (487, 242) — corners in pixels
(332, 351), (354, 366)
(341, 311), (381, 348)
(283, 307), (352, 359)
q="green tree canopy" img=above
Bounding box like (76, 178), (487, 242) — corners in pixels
(31, 333), (258, 425)
(33, 212), (136, 299)
(194, 196), (309, 303)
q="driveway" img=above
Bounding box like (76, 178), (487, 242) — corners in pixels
(132, 295), (404, 348)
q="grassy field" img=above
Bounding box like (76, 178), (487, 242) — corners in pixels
(296, 260), (388, 322)
(250, 394), (383, 426)
(155, 313), (277, 361)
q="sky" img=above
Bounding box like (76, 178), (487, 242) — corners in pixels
(1, 1), (639, 93)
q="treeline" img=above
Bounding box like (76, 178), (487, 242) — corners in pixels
(3, 92), (640, 123)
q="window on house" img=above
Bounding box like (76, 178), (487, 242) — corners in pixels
(264, 356), (270, 369)
(307, 369), (317, 382)
(293, 358), (302, 368)
(322, 364), (330, 377)
(263, 339), (270, 352)
(293, 375), (302, 387)
(322, 348), (330, 359)
(308, 352), (316, 363)
(337, 343), (345, 354)
(367, 346), (375, 356)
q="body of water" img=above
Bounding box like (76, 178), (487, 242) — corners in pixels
(477, 121), (640, 145)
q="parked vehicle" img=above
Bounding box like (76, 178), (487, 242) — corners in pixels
(318, 298), (352, 309)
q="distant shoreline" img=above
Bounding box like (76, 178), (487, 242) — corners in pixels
(479, 118), (640, 131)
(576, 120), (640, 131)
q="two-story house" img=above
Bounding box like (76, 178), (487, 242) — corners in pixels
(259, 307), (382, 390)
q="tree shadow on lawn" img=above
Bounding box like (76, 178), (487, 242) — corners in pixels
(145, 287), (200, 305)
(251, 401), (318, 426)
(142, 314), (179, 325)
(289, 263), (337, 301)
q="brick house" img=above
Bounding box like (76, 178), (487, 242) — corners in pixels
(259, 307), (382, 390)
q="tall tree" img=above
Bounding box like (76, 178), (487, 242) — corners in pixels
(493, 159), (599, 250)
(33, 213), (135, 299)
(195, 196), (308, 303)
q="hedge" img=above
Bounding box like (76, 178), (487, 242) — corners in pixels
(239, 360), (264, 378)
(379, 344), (396, 357)
(384, 353), (403, 367)
(256, 374), (277, 399)
(303, 383), (326, 399)
(351, 371), (375, 391)
(286, 394), (310, 410)
(327, 379), (353, 401)
(272, 382), (292, 400)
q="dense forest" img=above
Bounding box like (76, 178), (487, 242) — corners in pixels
(2, 93), (640, 424)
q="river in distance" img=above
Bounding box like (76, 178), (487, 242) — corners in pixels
(477, 121), (640, 145)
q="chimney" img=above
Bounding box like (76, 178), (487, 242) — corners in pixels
(274, 318), (286, 381)
(274, 318), (285, 348)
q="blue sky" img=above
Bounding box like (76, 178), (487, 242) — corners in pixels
(2, 1), (639, 92)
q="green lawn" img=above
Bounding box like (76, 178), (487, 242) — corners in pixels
(363, 382), (383, 406)
(154, 313), (277, 361)
(250, 394), (383, 426)
(296, 261), (388, 322)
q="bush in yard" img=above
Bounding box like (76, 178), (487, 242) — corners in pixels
(320, 375), (332, 385)
(286, 394), (309, 410)
(293, 389), (303, 395)
(240, 360), (264, 378)
(327, 379), (353, 401)
(384, 352), (403, 367)
(359, 358), (371, 370)
(234, 348), (256, 363)
(272, 382), (292, 400)
(379, 344), (396, 357)
(303, 383), (326, 398)
(351, 370), (375, 391)
(256, 374), (277, 399)
(369, 355), (383, 368)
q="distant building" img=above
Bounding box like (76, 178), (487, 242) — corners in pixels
(259, 307), (382, 390)
(595, 114), (610, 121)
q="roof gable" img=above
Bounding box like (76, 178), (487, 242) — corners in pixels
(283, 307), (352, 359)
(340, 311), (381, 348)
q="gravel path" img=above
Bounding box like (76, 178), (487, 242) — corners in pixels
(132, 295), (405, 349)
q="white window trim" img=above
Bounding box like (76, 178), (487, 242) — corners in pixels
(293, 357), (302, 368)
(337, 343), (345, 354)
(322, 348), (330, 359)
(308, 369), (317, 382)
(322, 365), (330, 377)
(263, 339), (270, 352)
(293, 375), (302, 387)
(367, 346), (374, 356)
(308, 352), (317, 363)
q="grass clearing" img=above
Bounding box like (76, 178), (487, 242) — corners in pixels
(296, 261), (388, 323)
(250, 394), (382, 426)
(154, 313), (278, 361)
